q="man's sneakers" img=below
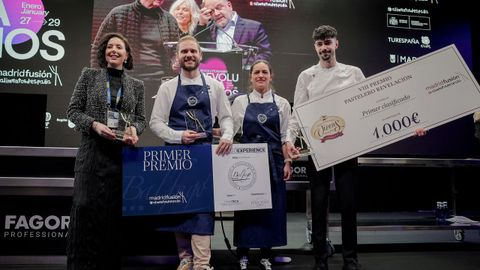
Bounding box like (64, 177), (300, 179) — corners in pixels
(177, 257), (193, 270)
(259, 258), (272, 270)
(239, 256), (248, 270)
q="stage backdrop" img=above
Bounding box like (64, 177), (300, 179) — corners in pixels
(1, 0), (479, 157)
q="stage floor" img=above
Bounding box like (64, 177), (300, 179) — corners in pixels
(1, 212), (480, 270)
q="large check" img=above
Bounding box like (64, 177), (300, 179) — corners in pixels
(122, 143), (271, 216)
(294, 45), (480, 171)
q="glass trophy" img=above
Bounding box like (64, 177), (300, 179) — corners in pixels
(293, 128), (314, 157)
(185, 109), (207, 138)
(114, 111), (135, 141)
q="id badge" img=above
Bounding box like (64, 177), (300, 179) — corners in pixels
(107, 109), (119, 128)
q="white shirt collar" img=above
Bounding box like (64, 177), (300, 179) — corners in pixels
(251, 89), (273, 99)
(180, 71), (202, 84)
(223, 12), (238, 30)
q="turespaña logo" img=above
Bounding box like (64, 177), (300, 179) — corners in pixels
(421, 36), (431, 48)
(311, 116), (345, 143)
(228, 161), (256, 191)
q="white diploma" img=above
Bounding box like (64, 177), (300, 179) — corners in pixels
(294, 45), (480, 171)
(212, 143), (272, 212)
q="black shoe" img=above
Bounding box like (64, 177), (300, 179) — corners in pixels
(343, 258), (362, 270)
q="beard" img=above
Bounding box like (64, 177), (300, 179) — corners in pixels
(180, 57), (200, 71)
(319, 50), (332, 61)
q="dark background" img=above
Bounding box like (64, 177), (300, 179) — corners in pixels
(1, 0), (478, 158)
(1, 0), (479, 256)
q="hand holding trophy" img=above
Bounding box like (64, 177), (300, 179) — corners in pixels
(185, 109), (207, 138)
(292, 128), (314, 157)
(109, 111), (138, 145)
(122, 124), (138, 146)
(112, 111), (131, 140)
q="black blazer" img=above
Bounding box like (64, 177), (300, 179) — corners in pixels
(67, 67), (146, 174)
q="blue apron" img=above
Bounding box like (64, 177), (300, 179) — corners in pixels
(233, 93), (287, 247)
(168, 73), (213, 143)
(158, 73), (214, 235)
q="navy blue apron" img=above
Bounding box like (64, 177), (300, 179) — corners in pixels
(158, 73), (214, 235)
(233, 93), (287, 247)
(168, 73), (213, 143)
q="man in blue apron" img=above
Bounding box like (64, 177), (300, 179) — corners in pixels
(150, 35), (234, 270)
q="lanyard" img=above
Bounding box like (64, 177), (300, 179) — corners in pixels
(106, 76), (122, 109)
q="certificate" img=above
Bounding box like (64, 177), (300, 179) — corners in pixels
(212, 143), (272, 212)
(122, 143), (271, 216)
(294, 45), (480, 171)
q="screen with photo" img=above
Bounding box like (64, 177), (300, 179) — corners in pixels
(1, 0), (478, 157)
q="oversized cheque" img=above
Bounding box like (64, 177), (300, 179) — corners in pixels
(294, 45), (480, 171)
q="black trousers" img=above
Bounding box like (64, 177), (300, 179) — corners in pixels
(67, 172), (122, 270)
(309, 158), (358, 261)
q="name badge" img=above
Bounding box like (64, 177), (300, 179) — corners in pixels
(107, 109), (119, 128)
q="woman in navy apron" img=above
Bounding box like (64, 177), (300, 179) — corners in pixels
(231, 60), (293, 270)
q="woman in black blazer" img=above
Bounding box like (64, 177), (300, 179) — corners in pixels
(66, 32), (146, 270)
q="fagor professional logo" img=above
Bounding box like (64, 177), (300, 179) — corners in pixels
(3, 214), (69, 239)
(292, 166), (308, 178)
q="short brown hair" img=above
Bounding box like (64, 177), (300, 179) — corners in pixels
(176, 35), (202, 53)
(312, 25), (338, 41)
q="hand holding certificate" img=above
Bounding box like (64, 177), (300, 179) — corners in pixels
(294, 45), (480, 171)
